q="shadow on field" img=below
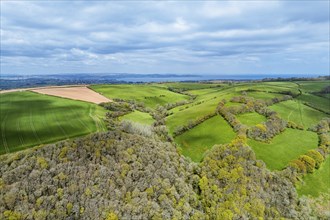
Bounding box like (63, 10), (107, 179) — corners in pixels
(1, 97), (96, 154)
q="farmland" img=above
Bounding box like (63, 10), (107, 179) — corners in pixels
(0, 91), (106, 154)
(120, 110), (154, 125)
(237, 112), (266, 127)
(0, 79), (329, 203)
(248, 129), (318, 170)
(91, 84), (190, 108)
(175, 115), (236, 162)
(269, 100), (328, 128)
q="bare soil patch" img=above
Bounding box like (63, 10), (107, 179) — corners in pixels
(31, 86), (111, 104)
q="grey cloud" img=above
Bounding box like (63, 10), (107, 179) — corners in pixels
(0, 1), (329, 75)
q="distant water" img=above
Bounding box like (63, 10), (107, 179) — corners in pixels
(119, 74), (314, 82)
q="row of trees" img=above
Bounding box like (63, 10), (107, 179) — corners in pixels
(216, 96), (289, 142)
(172, 112), (217, 137)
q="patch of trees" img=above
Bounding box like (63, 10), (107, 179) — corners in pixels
(199, 138), (309, 219)
(101, 101), (133, 118)
(0, 127), (313, 219)
(289, 150), (325, 175)
(247, 114), (287, 142)
(308, 118), (330, 134)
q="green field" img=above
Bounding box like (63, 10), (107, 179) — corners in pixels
(297, 156), (330, 197)
(296, 80), (330, 93)
(0, 91), (106, 154)
(91, 84), (190, 108)
(269, 100), (328, 128)
(246, 91), (283, 100)
(237, 112), (266, 126)
(120, 111), (154, 125)
(248, 129), (318, 170)
(175, 115), (236, 162)
(158, 82), (223, 91)
(297, 93), (330, 114)
(166, 99), (219, 134)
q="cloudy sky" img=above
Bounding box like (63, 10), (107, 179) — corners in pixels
(1, 1), (329, 76)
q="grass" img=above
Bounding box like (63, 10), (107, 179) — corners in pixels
(297, 156), (330, 197)
(159, 82), (224, 90)
(246, 91), (283, 100)
(175, 115), (236, 162)
(248, 129), (318, 170)
(269, 100), (328, 128)
(0, 91), (107, 154)
(120, 111), (154, 125)
(237, 112), (266, 126)
(91, 84), (190, 108)
(232, 82), (300, 95)
(166, 99), (219, 134)
(296, 80), (330, 93)
(297, 93), (330, 114)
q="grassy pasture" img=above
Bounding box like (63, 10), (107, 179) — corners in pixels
(248, 129), (318, 170)
(262, 81), (299, 89)
(120, 111), (154, 125)
(297, 93), (330, 114)
(246, 91), (283, 100)
(237, 112), (266, 126)
(160, 82), (224, 90)
(233, 82), (300, 95)
(91, 84), (190, 108)
(269, 100), (328, 128)
(0, 91), (106, 154)
(297, 156), (330, 197)
(175, 115), (236, 162)
(296, 80), (330, 93)
(166, 99), (219, 134)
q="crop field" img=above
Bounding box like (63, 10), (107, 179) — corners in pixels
(269, 100), (328, 128)
(175, 115), (236, 162)
(236, 112), (266, 127)
(0, 91), (107, 154)
(120, 111), (154, 125)
(248, 129), (318, 170)
(297, 156), (330, 197)
(91, 84), (190, 108)
(32, 86), (111, 104)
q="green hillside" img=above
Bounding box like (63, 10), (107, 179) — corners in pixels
(0, 91), (106, 154)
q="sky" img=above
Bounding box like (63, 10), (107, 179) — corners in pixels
(1, 1), (329, 76)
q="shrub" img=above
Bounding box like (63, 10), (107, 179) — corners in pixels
(298, 155), (316, 173)
(306, 150), (324, 169)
